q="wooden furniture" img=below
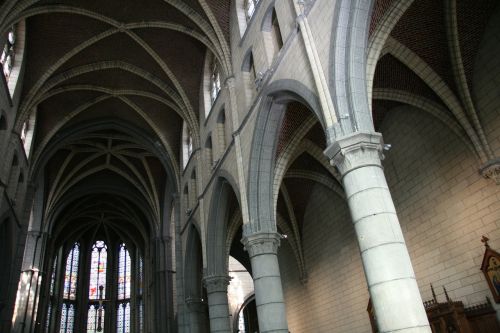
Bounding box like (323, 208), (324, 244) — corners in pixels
(367, 286), (500, 333)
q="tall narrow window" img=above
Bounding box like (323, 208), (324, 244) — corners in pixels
(46, 255), (57, 332)
(138, 255), (144, 333)
(87, 240), (108, 333)
(87, 304), (105, 333)
(210, 60), (221, 104)
(60, 243), (80, 333)
(1, 25), (16, 80)
(117, 243), (131, 300)
(89, 241), (107, 300)
(117, 243), (131, 333)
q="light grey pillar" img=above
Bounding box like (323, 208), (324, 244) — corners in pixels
(185, 297), (209, 333)
(242, 232), (288, 333)
(203, 275), (231, 333)
(325, 131), (430, 333)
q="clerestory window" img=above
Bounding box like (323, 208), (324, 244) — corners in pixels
(1, 25), (16, 81)
(210, 59), (221, 105)
(244, 0), (260, 22)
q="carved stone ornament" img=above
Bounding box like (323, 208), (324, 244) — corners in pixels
(203, 275), (231, 294)
(241, 232), (281, 258)
(480, 236), (500, 303)
(324, 131), (384, 177)
(480, 159), (500, 185)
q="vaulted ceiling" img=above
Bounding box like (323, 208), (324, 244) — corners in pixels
(0, 0), (232, 238)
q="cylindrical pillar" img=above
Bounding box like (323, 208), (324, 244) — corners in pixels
(242, 232), (288, 333)
(185, 297), (209, 333)
(203, 275), (231, 333)
(325, 131), (431, 333)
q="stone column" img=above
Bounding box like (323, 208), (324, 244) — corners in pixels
(185, 297), (209, 333)
(324, 131), (430, 333)
(203, 275), (231, 333)
(242, 232), (288, 333)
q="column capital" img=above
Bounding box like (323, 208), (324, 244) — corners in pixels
(202, 275), (231, 294)
(480, 158), (500, 185)
(241, 232), (281, 258)
(324, 131), (384, 177)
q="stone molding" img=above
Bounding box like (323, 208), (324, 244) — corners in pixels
(324, 131), (384, 177)
(480, 158), (500, 185)
(202, 275), (231, 294)
(185, 296), (207, 312)
(241, 232), (281, 258)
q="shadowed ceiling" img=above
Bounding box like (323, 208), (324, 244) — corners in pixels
(0, 0), (232, 237)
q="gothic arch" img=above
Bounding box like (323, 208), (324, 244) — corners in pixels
(205, 176), (241, 277)
(246, 82), (322, 234)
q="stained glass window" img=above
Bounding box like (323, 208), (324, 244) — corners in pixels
(50, 255), (57, 296)
(64, 243), (80, 300)
(87, 304), (105, 333)
(59, 303), (75, 333)
(45, 303), (52, 333)
(89, 241), (107, 300)
(138, 299), (144, 333)
(117, 244), (131, 300)
(116, 302), (130, 333)
(138, 256), (143, 296)
(1, 25), (16, 80)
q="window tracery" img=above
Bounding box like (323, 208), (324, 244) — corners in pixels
(48, 240), (144, 332)
(89, 241), (107, 300)
(117, 243), (131, 333)
(60, 243), (80, 333)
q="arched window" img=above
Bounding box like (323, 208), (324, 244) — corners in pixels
(87, 240), (107, 332)
(1, 21), (25, 96)
(210, 59), (221, 105)
(60, 243), (80, 333)
(245, 0), (260, 22)
(137, 255), (144, 333)
(45, 255), (58, 332)
(47, 240), (144, 333)
(182, 122), (193, 168)
(1, 25), (16, 80)
(116, 243), (131, 333)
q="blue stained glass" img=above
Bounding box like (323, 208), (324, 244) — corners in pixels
(138, 256), (143, 296)
(45, 302), (52, 333)
(63, 243), (79, 300)
(138, 299), (144, 333)
(50, 255), (57, 296)
(89, 241), (107, 300)
(60, 304), (67, 333)
(117, 244), (131, 300)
